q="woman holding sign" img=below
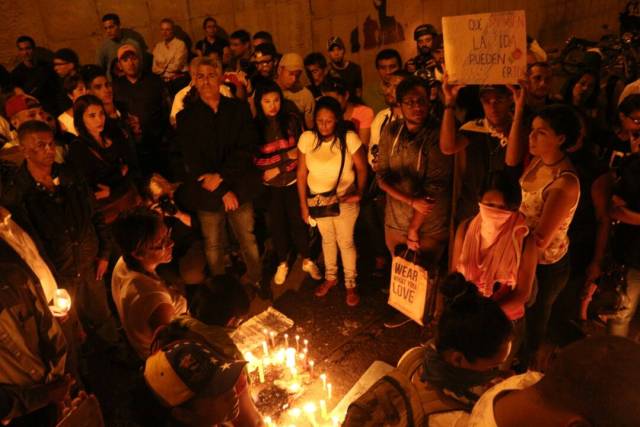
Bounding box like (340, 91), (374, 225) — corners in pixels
(507, 88), (581, 369)
(297, 96), (368, 307)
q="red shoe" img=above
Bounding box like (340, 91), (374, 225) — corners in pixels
(315, 279), (338, 297)
(346, 288), (360, 307)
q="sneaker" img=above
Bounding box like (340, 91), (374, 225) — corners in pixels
(302, 258), (322, 280)
(346, 288), (360, 307)
(315, 279), (338, 297)
(274, 262), (289, 285)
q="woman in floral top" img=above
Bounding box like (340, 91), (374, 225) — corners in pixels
(507, 92), (581, 369)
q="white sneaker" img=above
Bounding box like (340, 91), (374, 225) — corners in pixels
(302, 258), (322, 281)
(274, 262), (289, 285)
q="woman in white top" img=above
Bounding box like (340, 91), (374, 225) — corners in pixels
(57, 73), (87, 136)
(507, 89), (581, 369)
(297, 96), (368, 306)
(111, 208), (188, 358)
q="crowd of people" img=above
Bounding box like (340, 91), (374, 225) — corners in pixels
(0, 9), (640, 427)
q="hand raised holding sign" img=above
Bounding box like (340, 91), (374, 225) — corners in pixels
(507, 80), (528, 112)
(442, 71), (466, 104)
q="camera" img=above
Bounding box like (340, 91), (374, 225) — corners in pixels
(158, 195), (178, 216)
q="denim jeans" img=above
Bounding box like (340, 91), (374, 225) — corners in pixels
(525, 254), (571, 355)
(315, 202), (359, 288)
(198, 203), (262, 283)
(607, 267), (640, 337)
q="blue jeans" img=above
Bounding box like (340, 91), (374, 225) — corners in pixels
(198, 203), (262, 283)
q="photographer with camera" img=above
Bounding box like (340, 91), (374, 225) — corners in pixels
(405, 24), (439, 80)
(143, 174), (208, 288)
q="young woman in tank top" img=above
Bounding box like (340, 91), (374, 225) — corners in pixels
(507, 86), (581, 370)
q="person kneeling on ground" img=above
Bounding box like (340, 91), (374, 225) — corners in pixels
(343, 273), (513, 427)
(111, 207), (188, 359)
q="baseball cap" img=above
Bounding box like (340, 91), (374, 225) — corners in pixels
(117, 43), (138, 61)
(279, 53), (304, 71)
(414, 24), (438, 41)
(327, 36), (345, 50)
(144, 340), (247, 407)
(5, 94), (41, 118)
(479, 85), (511, 97)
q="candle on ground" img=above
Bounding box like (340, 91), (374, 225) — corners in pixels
(295, 335), (300, 351)
(327, 383), (332, 400)
(258, 359), (265, 383)
(320, 373), (327, 391)
(284, 333), (289, 347)
(320, 400), (328, 419)
(309, 360), (315, 376)
(303, 339), (309, 352)
(262, 340), (269, 356)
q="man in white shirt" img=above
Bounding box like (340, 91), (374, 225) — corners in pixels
(152, 19), (188, 82)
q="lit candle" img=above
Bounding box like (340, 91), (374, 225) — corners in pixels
(290, 366), (298, 381)
(289, 407), (301, 421)
(51, 288), (71, 317)
(303, 339), (309, 352)
(320, 400), (328, 419)
(269, 331), (276, 347)
(284, 333), (289, 347)
(295, 335), (300, 351)
(264, 416), (273, 427)
(327, 383), (332, 400)
(303, 402), (318, 427)
(288, 382), (301, 393)
(331, 415), (340, 427)
(285, 348), (296, 368)
(262, 340), (269, 356)
(309, 360), (315, 376)
(258, 359), (265, 383)
(320, 373), (327, 390)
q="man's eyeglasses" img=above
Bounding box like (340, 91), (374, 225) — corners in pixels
(252, 59), (273, 67)
(147, 227), (173, 251)
(401, 98), (428, 108)
(625, 113), (640, 126)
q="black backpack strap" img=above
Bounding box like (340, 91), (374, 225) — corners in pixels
(381, 375), (416, 427)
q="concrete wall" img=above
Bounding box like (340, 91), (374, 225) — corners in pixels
(0, 0), (627, 93)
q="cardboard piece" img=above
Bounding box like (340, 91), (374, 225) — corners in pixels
(230, 307), (294, 355)
(442, 10), (527, 85)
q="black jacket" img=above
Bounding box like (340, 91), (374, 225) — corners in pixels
(4, 163), (111, 280)
(176, 96), (261, 212)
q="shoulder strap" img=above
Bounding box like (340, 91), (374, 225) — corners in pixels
(381, 374), (416, 427)
(331, 139), (347, 193)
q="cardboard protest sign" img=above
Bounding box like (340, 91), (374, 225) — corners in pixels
(442, 10), (527, 84)
(388, 255), (428, 325)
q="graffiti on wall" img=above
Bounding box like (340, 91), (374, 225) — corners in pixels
(351, 0), (405, 53)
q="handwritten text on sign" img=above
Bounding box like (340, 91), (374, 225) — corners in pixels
(442, 10), (526, 84)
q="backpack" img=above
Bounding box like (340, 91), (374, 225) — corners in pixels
(343, 346), (469, 427)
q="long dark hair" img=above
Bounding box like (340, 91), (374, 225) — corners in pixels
(253, 80), (300, 141)
(562, 69), (600, 109)
(319, 76), (364, 105)
(73, 94), (108, 144)
(533, 104), (582, 151)
(312, 96), (349, 151)
(112, 207), (165, 270)
(437, 273), (512, 363)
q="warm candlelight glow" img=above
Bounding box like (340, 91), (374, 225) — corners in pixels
(320, 400), (328, 419)
(51, 288), (71, 317)
(320, 373), (327, 390)
(262, 340), (269, 356)
(327, 383), (332, 400)
(284, 333), (289, 347)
